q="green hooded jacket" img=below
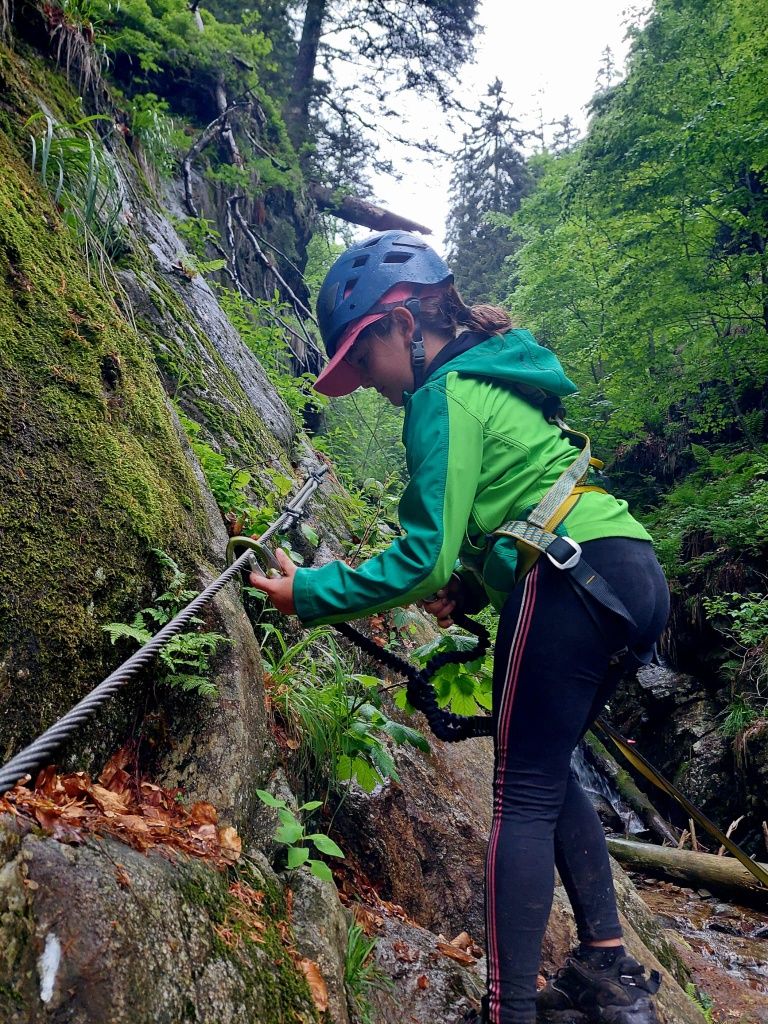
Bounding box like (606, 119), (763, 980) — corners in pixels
(294, 330), (651, 625)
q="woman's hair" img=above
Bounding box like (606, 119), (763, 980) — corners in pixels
(360, 284), (515, 345)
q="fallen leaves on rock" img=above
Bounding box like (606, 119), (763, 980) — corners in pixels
(393, 939), (420, 963)
(300, 958), (329, 1013)
(435, 941), (478, 966)
(0, 749), (242, 869)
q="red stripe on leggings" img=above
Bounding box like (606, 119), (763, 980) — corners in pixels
(486, 565), (540, 1024)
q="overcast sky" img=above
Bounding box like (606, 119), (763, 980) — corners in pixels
(368, 0), (642, 252)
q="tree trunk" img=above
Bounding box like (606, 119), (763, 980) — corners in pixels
(607, 838), (768, 907)
(285, 0), (327, 151)
(309, 183), (432, 234)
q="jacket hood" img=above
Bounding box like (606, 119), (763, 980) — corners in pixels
(424, 329), (578, 398)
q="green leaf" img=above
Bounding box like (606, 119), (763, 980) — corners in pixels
(299, 799), (323, 812)
(287, 846), (310, 868)
(274, 822), (304, 845)
(351, 673), (383, 689)
(307, 833), (345, 858)
(256, 789), (285, 808)
(300, 523), (320, 547)
(308, 859), (334, 882)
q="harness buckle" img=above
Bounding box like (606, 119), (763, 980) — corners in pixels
(546, 536), (582, 570)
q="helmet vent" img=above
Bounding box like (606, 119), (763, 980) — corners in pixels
(383, 252), (414, 264)
(351, 256), (368, 268)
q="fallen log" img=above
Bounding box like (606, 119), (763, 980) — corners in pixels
(584, 732), (679, 846)
(607, 837), (768, 907)
(309, 183), (432, 235)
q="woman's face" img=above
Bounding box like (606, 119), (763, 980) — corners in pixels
(345, 309), (414, 407)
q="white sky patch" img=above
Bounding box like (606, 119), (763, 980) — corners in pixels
(38, 931), (62, 1004)
(365, 0), (644, 251)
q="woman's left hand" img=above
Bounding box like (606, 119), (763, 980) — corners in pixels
(248, 547), (297, 615)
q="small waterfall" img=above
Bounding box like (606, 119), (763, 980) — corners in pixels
(571, 743), (646, 835)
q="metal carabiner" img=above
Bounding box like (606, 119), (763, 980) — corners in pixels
(225, 535), (283, 579)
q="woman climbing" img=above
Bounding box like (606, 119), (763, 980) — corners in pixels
(250, 230), (670, 1024)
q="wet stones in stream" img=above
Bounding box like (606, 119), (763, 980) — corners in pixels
(629, 873), (768, 1023)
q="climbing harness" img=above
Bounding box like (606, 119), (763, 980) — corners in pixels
(493, 419), (638, 632)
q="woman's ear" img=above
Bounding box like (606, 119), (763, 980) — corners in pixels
(390, 305), (415, 345)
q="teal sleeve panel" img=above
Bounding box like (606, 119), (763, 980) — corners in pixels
(293, 384), (483, 625)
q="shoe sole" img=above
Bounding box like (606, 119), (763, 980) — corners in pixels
(597, 998), (660, 1024)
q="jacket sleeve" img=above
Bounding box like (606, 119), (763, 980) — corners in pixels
(293, 383), (483, 625)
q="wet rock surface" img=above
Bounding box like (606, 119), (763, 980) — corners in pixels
(631, 874), (768, 1024)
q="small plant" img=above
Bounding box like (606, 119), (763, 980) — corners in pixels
(684, 982), (714, 1024)
(173, 215), (221, 259)
(128, 93), (182, 179)
(260, 624), (429, 793)
(102, 549), (229, 697)
(720, 695), (760, 738)
(394, 628), (494, 718)
(44, 0), (106, 93)
(255, 790), (343, 882)
(174, 253), (227, 279)
(28, 112), (124, 271)
(344, 923), (392, 1024)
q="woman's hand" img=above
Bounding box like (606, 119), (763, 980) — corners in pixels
(421, 575), (463, 628)
(248, 548), (297, 615)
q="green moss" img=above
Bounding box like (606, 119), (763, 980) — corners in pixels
(0, 48), (210, 764)
(177, 862), (318, 1023)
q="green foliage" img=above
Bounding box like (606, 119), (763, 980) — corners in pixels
(88, 0), (271, 95)
(259, 624), (429, 793)
(504, 0), (768, 467)
(255, 790), (344, 882)
(102, 549), (229, 697)
(27, 112), (124, 268)
(177, 412), (305, 562)
(685, 982), (714, 1024)
(172, 215), (221, 259)
(344, 923), (392, 1024)
(127, 92), (182, 178)
(394, 628), (493, 717)
(719, 695), (760, 738)
(219, 288), (327, 427)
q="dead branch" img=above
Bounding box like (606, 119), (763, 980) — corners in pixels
(227, 195), (315, 322)
(182, 102), (249, 217)
(718, 816), (746, 856)
(607, 838), (768, 906)
(309, 183), (432, 235)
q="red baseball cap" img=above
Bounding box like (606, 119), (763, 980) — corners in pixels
(313, 284), (441, 397)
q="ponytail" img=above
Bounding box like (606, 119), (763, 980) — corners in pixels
(421, 285), (515, 338)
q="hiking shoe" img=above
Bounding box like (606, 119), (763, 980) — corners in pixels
(537, 954), (661, 1024)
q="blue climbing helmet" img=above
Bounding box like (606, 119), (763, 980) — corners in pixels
(314, 231), (452, 396)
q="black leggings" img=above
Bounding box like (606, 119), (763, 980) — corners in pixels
(485, 538), (670, 1024)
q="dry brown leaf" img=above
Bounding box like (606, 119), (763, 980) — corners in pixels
(393, 940), (419, 963)
(219, 826), (242, 863)
(114, 863), (131, 889)
(189, 801), (218, 824)
(436, 942), (476, 965)
(417, 975), (429, 990)
(89, 784), (131, 815)
(300, 959), (329, 1013)
(450, 931), (472, 950)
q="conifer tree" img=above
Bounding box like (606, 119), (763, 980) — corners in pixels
(445, 79), (533, 303)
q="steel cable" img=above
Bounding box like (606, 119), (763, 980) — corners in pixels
(0, 550), (253, 796)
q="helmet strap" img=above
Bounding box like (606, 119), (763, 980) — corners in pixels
(404, 298), (426, 389)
